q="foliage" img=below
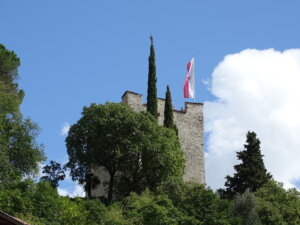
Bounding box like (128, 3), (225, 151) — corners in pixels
(58, 197), (88, 225)
(232, 189), (260, 225)
(15, 213), (46, 225)
(0, 44), (22, 118)
(163, 85), (177, 133)
(255, 180), (300, 225)
(0, 81), (23, 117)
(66, 103), (184, 202)
(56, 198), (130, 225)
(2, 116), (44, 177)
(0, 94), (45, 186)
(0, 179), (34, 216)
(0, 44), (20, 84)
(31, 181), (62, 223)
(0, 179), (117, 225)
(4, 179), (299, 225)
(123, 190), (199, 225)
(40, 160), (66, 188)
(0, 44), (44, 186)
(0, 180), (61, 224)
(178, 185), (238, 225)
(158, 180), (240, 225)
(83, 199), (108, 224)
(104, 203), (131, 225)
(219, 131), (271, 199)
(147, 36), (159, 119)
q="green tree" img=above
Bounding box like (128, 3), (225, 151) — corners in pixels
(104, 203), (130, 225)
(83, 199), (108, 225)
(0, 44), (20, 85)
(163, 85), (177, 134)
(147, 36), (159, 119)
(232, 189), (260, 225)
(158, 180), (239, 225)
(58, 197), (87, 225)
(0, 44), (44, 185)
(219, 131), (271, 199)
(31, 181), (62, 224)
(255, 180), (300, 225)
(123, 190), (199, 225)
(0, 180), (61, 224)
(178, 184), (238, 225)
(0, 179), (35, 216)
(65, 103), (184, 202)
(40, 160), (66, 188)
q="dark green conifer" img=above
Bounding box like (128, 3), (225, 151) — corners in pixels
(164, 85), (173, 128)
(163, 85), (177, 134)
(147, 36), (159, 119)
(219, 131), (272, 199)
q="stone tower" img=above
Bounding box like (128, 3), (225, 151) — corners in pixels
(122, 91), (205, 183)
(90, 90), (205, 198)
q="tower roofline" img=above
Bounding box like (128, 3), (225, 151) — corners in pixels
(122, 90), (203, 105)
(185, 102), (203, 105)
(122, 90), (142, 99)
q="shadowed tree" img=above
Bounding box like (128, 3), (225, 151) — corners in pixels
(40, 160), (66, 188)
(147, 36), (159, 119)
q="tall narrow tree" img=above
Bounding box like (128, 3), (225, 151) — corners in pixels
(164, 85), (173, 128)
(147, 36), (159, 119)
(219, 131), (272, 199)
(163, 85), (177, 133)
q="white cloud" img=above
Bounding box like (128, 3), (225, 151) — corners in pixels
(58, 183), (85, 197)
(205, 48), (300, 190)
(61, 122), (70, 136)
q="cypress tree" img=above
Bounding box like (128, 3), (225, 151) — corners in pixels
(163, 85), (177, 133)
(147, 36), (159, 119)
(219, 131), (272, 199)
(164, 85), (173, 128)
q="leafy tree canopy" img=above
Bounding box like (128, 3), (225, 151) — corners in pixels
(158, 180), (240, 225)
(0, 44), (44, 185)
(232, 189), (261, 225)
(65, 103), (184, 202)
(255, 180), (300, 225)
(123, 190), (200, 225)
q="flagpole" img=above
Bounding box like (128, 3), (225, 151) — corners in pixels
(193, 57), (195, 103)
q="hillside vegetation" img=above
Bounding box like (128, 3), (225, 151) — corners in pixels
(0, 44), (299, 225)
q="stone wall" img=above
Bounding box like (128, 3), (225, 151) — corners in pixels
(121, 91), (205, 184)
(91, 90), (205, 198)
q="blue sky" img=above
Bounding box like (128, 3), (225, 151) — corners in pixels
(1, 1), (300, 194)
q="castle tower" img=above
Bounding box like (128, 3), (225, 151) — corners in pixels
(90, 91), (205, 198)
(121, 91), (205, 184)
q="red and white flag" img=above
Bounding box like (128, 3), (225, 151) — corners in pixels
(184, 57), (195, 98)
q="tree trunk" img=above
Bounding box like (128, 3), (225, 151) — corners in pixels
(108, 172), (115, 203)
(86, 173), (92, 198)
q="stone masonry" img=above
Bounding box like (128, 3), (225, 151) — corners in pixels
(90, 90), (205, 198)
